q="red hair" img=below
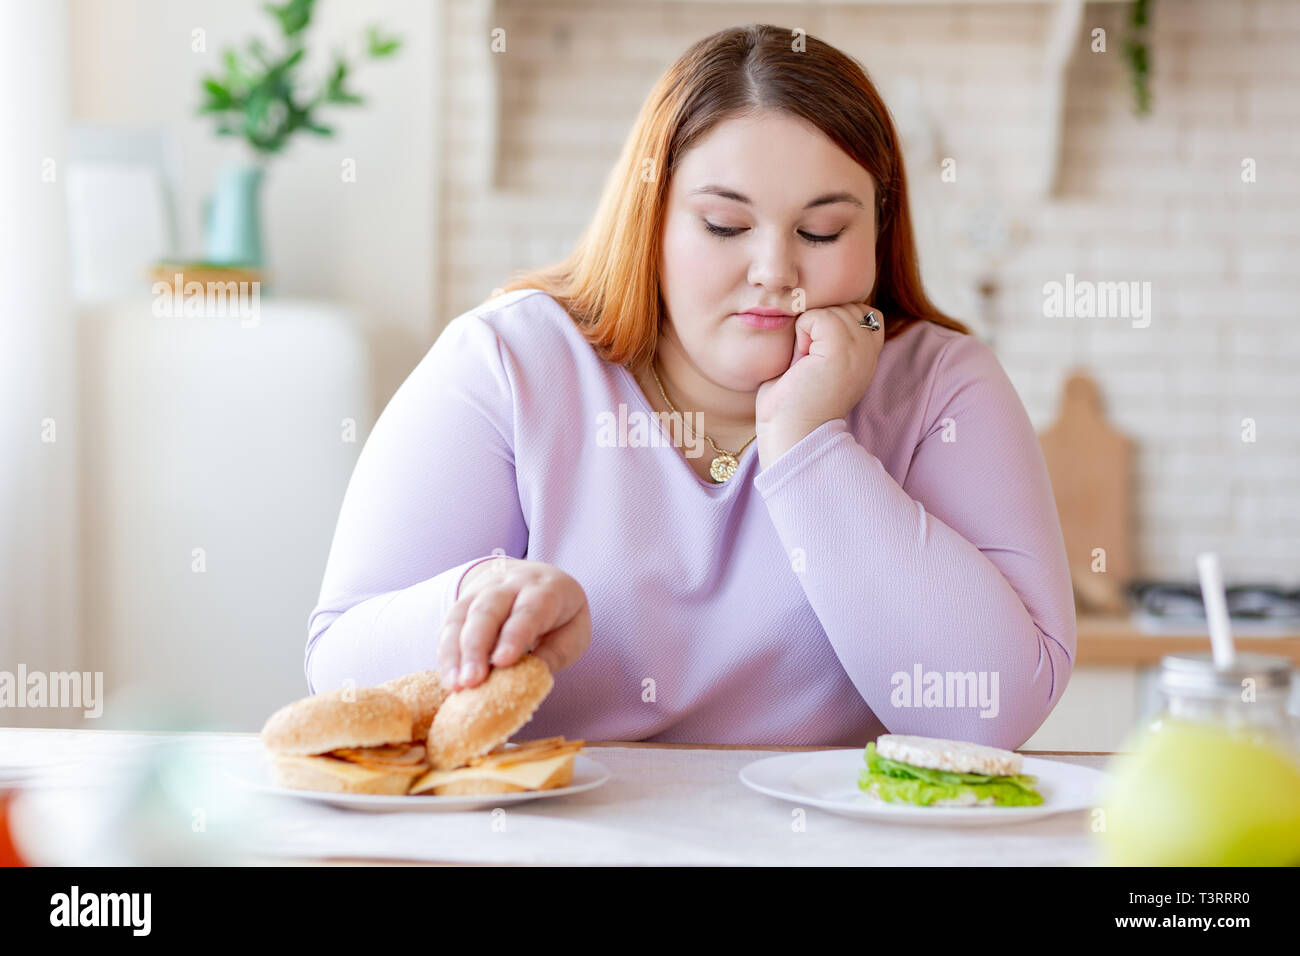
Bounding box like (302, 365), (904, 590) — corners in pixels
(491, 22), (969, 375)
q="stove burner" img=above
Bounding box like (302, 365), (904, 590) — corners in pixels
(1126, 581), (1300, 622)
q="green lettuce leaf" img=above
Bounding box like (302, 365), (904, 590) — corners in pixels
(857, 741), (1044, 807)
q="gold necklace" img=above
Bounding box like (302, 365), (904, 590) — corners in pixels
(650, 359), (757, 483)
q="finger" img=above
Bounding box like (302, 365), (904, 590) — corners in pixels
(795, 319), (813, 362)
(490, 584), (561, 668)
(457, 586), (518, 688)
(528, 601), (592, 675)
(822, 302), (883, 346)
(855, 301), (885, 334)
(501, 583), (589, 672)
(801, 305), (855, 358)
(437, 601), (471, 688)
(791, 311), (815, 365)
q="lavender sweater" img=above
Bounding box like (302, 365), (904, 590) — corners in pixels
(305, 288), (1076, 748)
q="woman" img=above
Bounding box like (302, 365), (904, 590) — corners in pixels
(305, 24), (1076, 749)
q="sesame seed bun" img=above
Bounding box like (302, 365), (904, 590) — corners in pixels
(426, 654), (554, 770)
(260, 686), (413, 755)
(377, 669), (450, 740)
(874, 734), (1023, 776)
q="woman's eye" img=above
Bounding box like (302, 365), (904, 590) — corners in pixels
(702, 221), (841, 245)
(703, 221), (744, 239)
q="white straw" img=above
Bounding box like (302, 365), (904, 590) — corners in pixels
(1196, 552), (1236, 670)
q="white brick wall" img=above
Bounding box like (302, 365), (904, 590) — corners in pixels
(436, 0), (1299, 584)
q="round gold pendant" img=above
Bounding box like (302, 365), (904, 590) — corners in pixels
(709, 453), (739, 482)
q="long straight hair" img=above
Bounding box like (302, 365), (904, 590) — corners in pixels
(490, 23), (969, 376)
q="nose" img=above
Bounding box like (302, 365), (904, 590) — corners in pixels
(746, 228), (798, 300)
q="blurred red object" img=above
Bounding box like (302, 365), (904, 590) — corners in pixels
(0, 790), (29, 866)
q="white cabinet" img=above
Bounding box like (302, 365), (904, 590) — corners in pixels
(78, 297), (370, 730)
(1023, 666), (1144, 752)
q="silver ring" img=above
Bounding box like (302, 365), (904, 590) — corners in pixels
(859, 311), (880, 332)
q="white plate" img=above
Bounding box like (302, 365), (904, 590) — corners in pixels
(229, 753), (610, 812)
(739, 749), (1107, 826)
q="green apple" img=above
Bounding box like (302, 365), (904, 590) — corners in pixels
(1098, 717), (1300, 866)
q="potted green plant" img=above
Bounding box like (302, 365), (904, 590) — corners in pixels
(195, 0), (401, 270)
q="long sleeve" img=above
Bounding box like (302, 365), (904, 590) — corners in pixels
(304, 311), (528, 694)
(752, 333), (1076, 750)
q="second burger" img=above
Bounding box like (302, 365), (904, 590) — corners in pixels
(409, 653), (584, 795)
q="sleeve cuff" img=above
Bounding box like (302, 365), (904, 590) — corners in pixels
(753, 419), (853, 497)
(452, 554), (507, 602)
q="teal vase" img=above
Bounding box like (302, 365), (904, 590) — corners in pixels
(203, 162), (266, 269)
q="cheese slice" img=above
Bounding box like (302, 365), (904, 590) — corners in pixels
(277, 754), (394, 781)
(409, 752), (576, 793)
(272, 753), (415, 790)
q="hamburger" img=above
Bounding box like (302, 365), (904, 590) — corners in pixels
(409, 653), (584, 795)
(377, 668), (450, 740)
(857, 734), (1044, 807)
(260, 686), (431, 795)
(260, 656), (583, 797)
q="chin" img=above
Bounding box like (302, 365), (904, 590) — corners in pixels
(739, 344), (794, 387)
(720, 358), (789, 391)
(703, 326), (794, 389)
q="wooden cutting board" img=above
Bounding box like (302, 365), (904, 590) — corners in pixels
(1037, 371), (1136, 614)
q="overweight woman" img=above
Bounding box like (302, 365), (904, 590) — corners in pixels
(304, 24), (1076, 749)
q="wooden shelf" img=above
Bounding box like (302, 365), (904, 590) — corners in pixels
(1077, 614), (1300, 667)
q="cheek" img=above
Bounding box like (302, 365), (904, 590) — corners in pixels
(806, 240), (876, 301)
(664, 222), (737, 292)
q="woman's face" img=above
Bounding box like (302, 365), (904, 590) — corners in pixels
(658, 110), (878, 393)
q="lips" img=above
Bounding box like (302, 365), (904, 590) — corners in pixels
(735, 311), (795, 330)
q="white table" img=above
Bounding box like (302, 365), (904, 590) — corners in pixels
(0, 728), (1115, 866)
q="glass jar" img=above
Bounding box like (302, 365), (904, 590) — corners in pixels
(1100, 651), (1300, 865)
(1148, 650), (1300, 757)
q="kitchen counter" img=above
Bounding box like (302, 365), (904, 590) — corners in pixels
(1077, 614), (1300, 666)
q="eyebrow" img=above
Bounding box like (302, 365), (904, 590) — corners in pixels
(688, 184), (865, 209)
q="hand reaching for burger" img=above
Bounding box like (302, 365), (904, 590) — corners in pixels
(438, 557), (591, 691)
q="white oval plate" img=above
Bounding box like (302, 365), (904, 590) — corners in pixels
(739, 749), (1107, 826)
(229, 753), (610, 812)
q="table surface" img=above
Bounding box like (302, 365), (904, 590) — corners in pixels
(0, 727), (1119, 866)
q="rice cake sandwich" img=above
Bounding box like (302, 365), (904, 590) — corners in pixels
(857, 734), (1044, 807)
